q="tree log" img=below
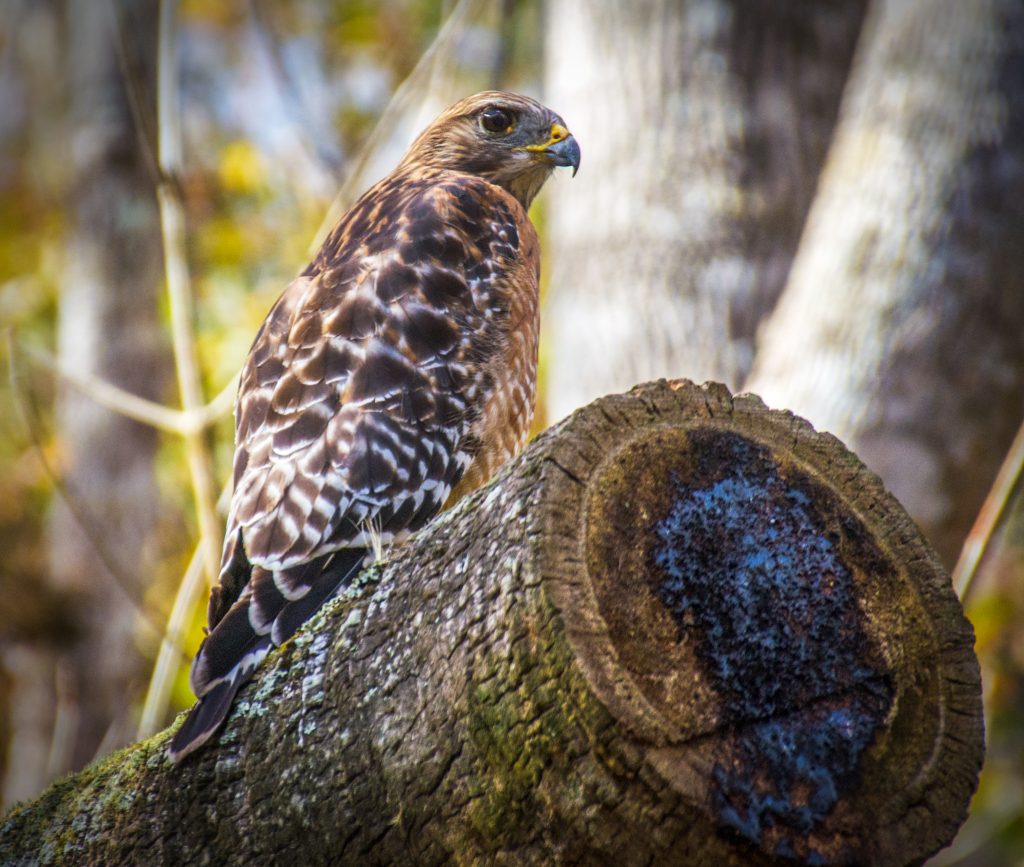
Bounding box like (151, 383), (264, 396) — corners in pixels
(0, 380), (982, 866)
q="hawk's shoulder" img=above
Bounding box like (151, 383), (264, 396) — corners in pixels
(310, 169), (536, 281)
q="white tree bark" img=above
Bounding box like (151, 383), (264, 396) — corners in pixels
(746, 0), (1024, 566)
(543, 0), (866, 420)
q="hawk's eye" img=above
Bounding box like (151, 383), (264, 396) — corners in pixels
(480, 106), (515, 134)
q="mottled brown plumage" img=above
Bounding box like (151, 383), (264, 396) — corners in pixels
(169, 92), (579, 762)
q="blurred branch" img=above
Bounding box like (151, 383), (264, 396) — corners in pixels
(140, 474), (234, 737)
(45, 661), (78, 785)
(157, 0), (222, 587)
(137, 545), (205, 739)
(247, 0), (344, 180)
(953, 415), (1024, 602)
(18, 341), (235, 435)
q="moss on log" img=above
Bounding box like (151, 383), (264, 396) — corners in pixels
(0, 380), (982, 866)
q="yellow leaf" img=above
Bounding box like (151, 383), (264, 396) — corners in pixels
(218, 140), (267, 195)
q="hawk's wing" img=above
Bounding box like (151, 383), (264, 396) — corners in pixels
(169, 172), (536, 762)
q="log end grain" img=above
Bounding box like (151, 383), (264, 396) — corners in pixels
(539, 379), (983, 866)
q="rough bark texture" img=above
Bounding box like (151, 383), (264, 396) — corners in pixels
(3, 0), (166, 805)
(745, 0), (1024, 567)
(543, 0), (867, 419)
(0, 381), (982, 866)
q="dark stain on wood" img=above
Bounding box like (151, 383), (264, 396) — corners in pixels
(650, 430), (893, 860)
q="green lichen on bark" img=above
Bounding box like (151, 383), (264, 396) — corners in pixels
(3, 728), (165, 865)
(462, 611), (592, 848)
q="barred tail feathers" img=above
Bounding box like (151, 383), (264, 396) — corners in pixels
(167, 636), (271, 763)
(168, 547), (367, 763)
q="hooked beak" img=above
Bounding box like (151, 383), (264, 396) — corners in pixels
(518, 123), (581, 177)
(544, 134), (581, 176)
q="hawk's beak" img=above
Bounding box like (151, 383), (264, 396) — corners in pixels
(544, 134), (581, 177)
(518, 123), (581, 177)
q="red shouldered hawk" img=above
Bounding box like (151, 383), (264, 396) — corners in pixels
(169, 92), (579, 762)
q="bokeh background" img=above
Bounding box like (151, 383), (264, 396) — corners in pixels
(0, 1), (1021, 862)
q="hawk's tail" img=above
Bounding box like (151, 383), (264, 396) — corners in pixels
(168, 547), (367, 763)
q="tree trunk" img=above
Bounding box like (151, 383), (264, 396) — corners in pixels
(3, 0), (167, 805)
(0, 381), (982, 867)
(542, 0), (867, 420)
(745, 0), (1024, 567)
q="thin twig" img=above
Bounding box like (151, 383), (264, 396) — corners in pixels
(953, 415), (1024, 603)
(157, 0), (222, 586)
(137, 545), (206, 738)
(19, 341), (236, 435)
(196, 371), (239, 427)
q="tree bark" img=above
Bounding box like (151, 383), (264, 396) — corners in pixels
(0, 381), (982, 866)
(745, 0), (1024, 567)
(543, 0), (867, 420)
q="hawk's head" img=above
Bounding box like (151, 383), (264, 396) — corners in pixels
(400, 91), (581, 210)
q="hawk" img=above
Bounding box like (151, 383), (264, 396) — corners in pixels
(169, 92), (580, 762)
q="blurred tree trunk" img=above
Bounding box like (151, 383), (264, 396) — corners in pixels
(745, 0), (1024, 568)
(542, 0), (867, 420)
(3, 0), (167, 806)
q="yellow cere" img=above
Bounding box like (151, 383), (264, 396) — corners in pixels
(519, 124), (572, 153)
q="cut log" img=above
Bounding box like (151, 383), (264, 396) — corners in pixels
(0, 380), (982, 866)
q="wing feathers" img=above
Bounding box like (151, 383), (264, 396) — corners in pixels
(173, 169), (538, 762)
(271, 549), (366, 645)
